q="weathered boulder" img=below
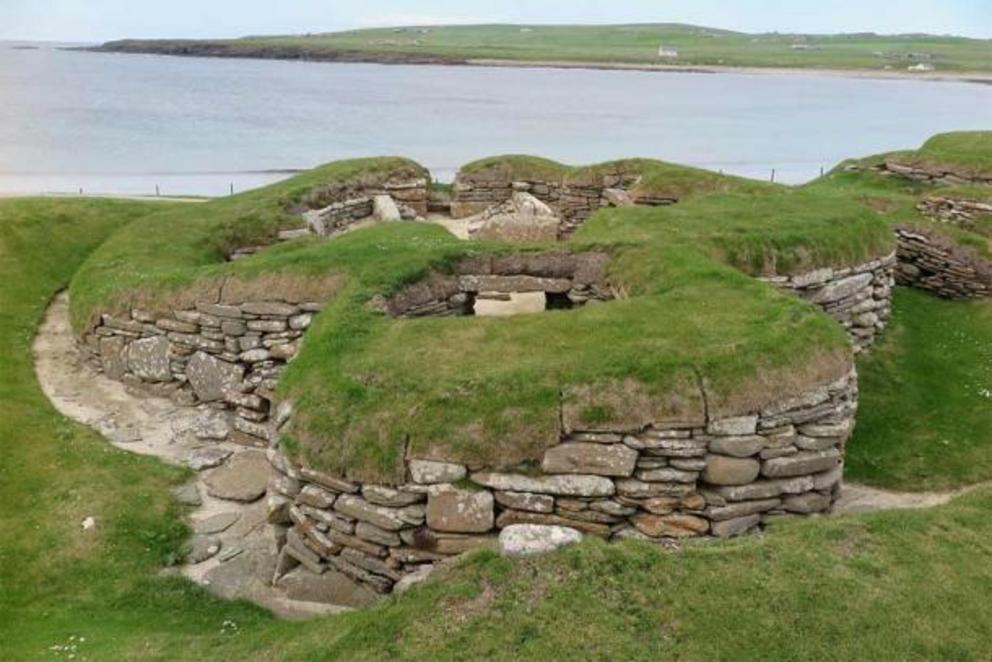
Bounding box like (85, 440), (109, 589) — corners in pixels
(702, 455), (761, 486)
(498, 524), (583, 556)
(372, 195), (402, 222)
(426, 489), (495, 533)
(126, 336), (171, 382)
(186, 351), (244, 402)
(541, 442), (638, 476)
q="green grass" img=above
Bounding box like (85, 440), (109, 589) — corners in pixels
(888, 132), (992, 180)
(847, 288), (992, 490)
(806, 138), (992, 259)
(4, 186), (992, 660)
(97, 23), (992, 74)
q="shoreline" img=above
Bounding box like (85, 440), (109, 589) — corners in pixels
(83, 45), (992, 86)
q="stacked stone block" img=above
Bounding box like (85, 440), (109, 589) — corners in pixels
(451, 170), (655, 236)
(82, 300), (320, 445)
(895, 227), (992, 298)
(267, 370), (857, 594)
(764, 253), (896, 352)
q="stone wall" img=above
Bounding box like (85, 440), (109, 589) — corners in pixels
(875, 160), (992, 186)
(302, 196), (375, 235)
(451, 171), (660, 236)
(895, 226), (992, 298)
(380, 251), (614, 317)
(267, 369), (857, 594)
(764, 253), (896, 353)
(298, 177), (430, 218)
(81, 300), (321, 445)
(917, 195), (992, 229)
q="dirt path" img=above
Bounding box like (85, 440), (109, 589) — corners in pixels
(833, 480), (991, 514)
(33, 292), (347, 620)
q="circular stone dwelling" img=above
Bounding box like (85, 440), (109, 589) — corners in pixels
(68, 138), (991, 602)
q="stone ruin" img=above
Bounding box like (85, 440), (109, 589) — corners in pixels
(72, 154), (992, 607)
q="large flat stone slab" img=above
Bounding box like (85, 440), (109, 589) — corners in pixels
(542, 442), (638, 477)
(472, 472), (615, 497)
(204, 451), (270, 502)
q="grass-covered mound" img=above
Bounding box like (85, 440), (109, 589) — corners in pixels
(69, 156), (898, 482)
(847, 288), (992, 490)
(68, 157), (427, 331)
(458, 154), (771, 201)
(886, 131), (992, 181)
(807, 146), (992, 259)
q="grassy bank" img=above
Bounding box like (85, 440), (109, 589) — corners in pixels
(93, 23), (992, 75)
(847, 288), (992, 490)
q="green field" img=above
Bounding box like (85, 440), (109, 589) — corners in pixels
(95, 23), (992, 75)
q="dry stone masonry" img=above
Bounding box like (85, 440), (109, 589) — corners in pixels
(917, 194), (992, 230)
(266, 369), (857, 595)
(81, 299), (322, 446)
(895, 226), (992, 298)
(451, 167), (662, 237)
(875, 159), (992, 186)
(381, 251), (615, 317)
(764, 253), (897, 352)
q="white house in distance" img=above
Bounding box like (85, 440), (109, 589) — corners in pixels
(658, 45), (679, 59)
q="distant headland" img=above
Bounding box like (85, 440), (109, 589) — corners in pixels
(87, 23), (992, 83)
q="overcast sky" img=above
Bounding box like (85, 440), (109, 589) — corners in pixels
(3, 0), (990, 42)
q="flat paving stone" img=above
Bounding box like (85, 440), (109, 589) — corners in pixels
(194, 511), (242, 535)
(204, 451), (270, 502)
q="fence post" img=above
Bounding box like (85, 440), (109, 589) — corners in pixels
(770, 169), (776, 183)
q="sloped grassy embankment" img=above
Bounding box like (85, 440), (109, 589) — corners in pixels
(3, 196), (992, 659)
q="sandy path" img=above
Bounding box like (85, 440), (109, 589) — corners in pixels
(833, 480), (991, 514)
(33, 292), (347, 620)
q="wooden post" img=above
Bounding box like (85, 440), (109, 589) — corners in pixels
(155, 185), (160, 197)
(230, 183), (234, 196)
(770, 169), (776, 183)
(820, 166), (825, 177)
